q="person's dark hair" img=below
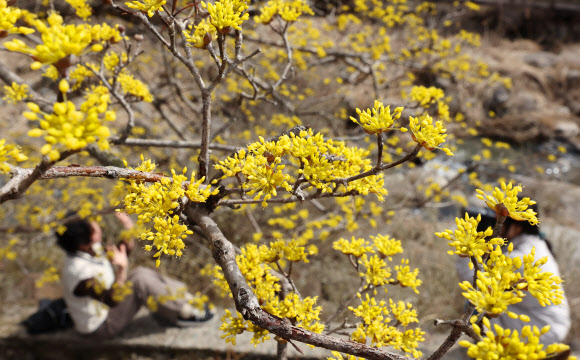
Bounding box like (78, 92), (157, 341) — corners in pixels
(56, 211), (92, 254)
(502, 202), (540, 236)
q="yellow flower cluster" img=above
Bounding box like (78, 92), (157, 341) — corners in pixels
(216, 129), (388, 206)
(210, 243), (281, 300)
(0, 239), (18, 260)
(68, 64), (95, 90)
(35, 266), (60, 287)
(2, 82), (29, 104)
(349, 293), (424, 358)
(203, 0), (249, 32)
(261, 237), (317, 263)
(459, 318), (571, 360)
(408, 114), (454, 156)
(333, 236), (373, 257)
(120, 159), (217, 266)
(183, 19), (216, 49)
(327, 351), (365, 360)
(24, 82), (114, 161)
(359, 254), (392, 286)
(435, 213), (504, 266)
(395, 259), (422, 294)
(0, 0), (34, 36)
(409, 86), (444, 107)
(146, 287), (205, 312)
(0, 139), (28, 173)
(267, 293), (325, 333)
(126, 0), (166, 17)
(476, 182), (538, 225)
(350, 100), (406, 134)
(522, 247), (565, 307)
(371, 234), (403, 259)
(459, 244), (564, 318)
(254, 0), (314, 24)
(117, 71), (154, 102)
(111, 281), (133, 303)
(334, 234), (422, 294)
(65, 0), (92, 19)
(4, 12), (121, 68)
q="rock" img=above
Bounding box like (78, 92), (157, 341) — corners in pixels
(523, 51), (558, 68)
(554, 120), (580, 138)
(566, 69), (580, 89)
(477, 113), (541, 143)
(505, 91), (544, 113)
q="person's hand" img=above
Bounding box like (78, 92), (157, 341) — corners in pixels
(108, 243), (128, 270)
(115, 211), (134, 230)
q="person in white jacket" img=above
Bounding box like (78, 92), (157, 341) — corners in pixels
(57, 212), (214, 340)
(456, 206), (571, 345)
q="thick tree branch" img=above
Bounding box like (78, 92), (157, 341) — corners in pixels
(0, 150), (77, 205)
(184, 205), (412, 360)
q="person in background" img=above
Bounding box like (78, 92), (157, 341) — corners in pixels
(56, 211), (214, 340)
(456, 204), (571, 345)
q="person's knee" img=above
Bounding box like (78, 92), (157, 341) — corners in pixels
(129, 266), (155, 285)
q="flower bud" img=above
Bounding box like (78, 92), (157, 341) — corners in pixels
(59, 79), (70, 93)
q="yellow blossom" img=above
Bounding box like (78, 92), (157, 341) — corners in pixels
(2, 82), (29, 104)
(350, 100), (405, 134)
(4, 12), (119, 67)
(25, 84), (114, 159)
(183, 19), (216, 48)
(435, 213), (504, 264)
(408, 114), (453, 155)
(0, 0), (34, 36)
(476, 182), (538, 225)
(126, 0), (166, 17)
(203, 0), (249, 32)
(460, 318), (570, 360)
(333, 236), (374, 257)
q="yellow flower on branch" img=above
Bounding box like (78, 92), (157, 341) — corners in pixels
(24, 83), (114, 161)
(395, 259), (422, 293)
(183, 19), (216, 49)
(254, 0), (313, 24)
(4, 12), (119, 69)
(0, 0), (35, 36)
(522, 247), (565, 307)
(117, 71), (154, 102)
(359, 254), (392, 286)
(435, 213), (504, 266)
(350, 100), (405, 134)
(333, 236), (374, 258)
(476, 181), (539, 225)
(0, 238), (19, 260)
(408, 114), (453, 156)
(409, 85), (444, 107)
(243, 154), (292, 207)
(65, 0), (92, 19)
(457, 243), (564, 320)
(126, 0), (167, 17)
(459, 318), (570, 360)
(371, 234), (403, 258)
(0, 139), (28, 173)
(202, 0), (249, 33)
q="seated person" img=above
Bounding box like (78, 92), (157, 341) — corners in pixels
(456, 204), (571, 344)
(56, 212), (213, 340)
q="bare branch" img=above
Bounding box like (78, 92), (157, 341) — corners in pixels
(119, 137), (239, 151)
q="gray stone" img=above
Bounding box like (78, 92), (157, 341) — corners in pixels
(523, 52), (558, 68)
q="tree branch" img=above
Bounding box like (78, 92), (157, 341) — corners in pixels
(184, 205), (412, 360)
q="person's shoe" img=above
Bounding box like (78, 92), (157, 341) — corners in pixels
(176, 303), (215, 327)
